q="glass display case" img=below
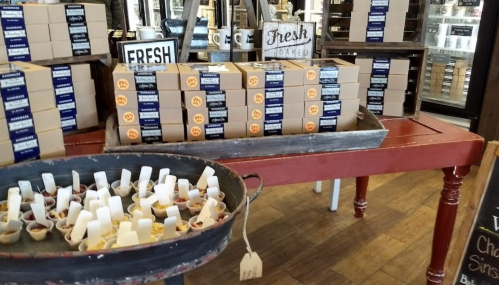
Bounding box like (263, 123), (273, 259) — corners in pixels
(422, 1), (483, 108)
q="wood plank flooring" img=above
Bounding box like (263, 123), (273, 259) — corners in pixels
(148, 167), (478, 285)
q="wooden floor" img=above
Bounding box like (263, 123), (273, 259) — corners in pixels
(146, 167), (479, 285)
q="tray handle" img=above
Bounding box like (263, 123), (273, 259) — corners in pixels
(241, 173), (264, 204)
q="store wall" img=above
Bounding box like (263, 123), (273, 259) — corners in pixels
(477, 14), (499, 143)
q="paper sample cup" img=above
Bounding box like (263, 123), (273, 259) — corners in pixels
(27, 221), (54, 241)
(111, 180), (133, 197)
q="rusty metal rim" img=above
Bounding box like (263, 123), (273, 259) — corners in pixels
(0, 152), (255, 259)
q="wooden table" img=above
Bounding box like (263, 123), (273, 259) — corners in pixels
(65, 114), (484, 285)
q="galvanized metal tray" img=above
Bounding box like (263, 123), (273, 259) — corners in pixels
(104, 106), (388, 160)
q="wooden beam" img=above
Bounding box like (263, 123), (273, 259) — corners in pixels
(179, 0), (201, 62)
(244, 0), (258, 29)
(259, 0), (272, 22)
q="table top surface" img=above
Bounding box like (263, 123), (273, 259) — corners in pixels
(64, 114), (484, 186)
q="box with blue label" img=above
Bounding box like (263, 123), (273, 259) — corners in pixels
(358, 87), (405, 103)
(186, 106), (247, 125)
(304, 99), (360, 118)
(349, 26), (404, 42)
(0, 108), (60, 142)
(0, 42), (53, 62)
(359, 73), (408, 90)
(350, 12), (406, 28)
(115, 90), (182, 109)
(302, 115), (358, 133)
(247, 103), (304, 122)
(355, 57), (410, 75)
(235, 60), (303, 89)
(0, 24), (50, 44)
(246, 86), (304, 106)
(288, 58), (360, 85)
(361, 100), (404, 117)
(0, 128), (65, 167)
(51, 37), (109, 58)
(246, 119), (302, 137)
(186, 122), (246, 141)
(47, 3), (106, 24)
(352, 0), (409, 13)
(119, 124), (185, 144)
(0, 88), (55, 120)
(49, 21), (108, 42)
(304, 83), (359, 102)
(113, 63), (180, 91)
(0, 5), (49, 25)
(117, 107), (183, 126)
(54, 80), (95, 99)
(184, 89), (246, 109)
(178, 62), (241, 91)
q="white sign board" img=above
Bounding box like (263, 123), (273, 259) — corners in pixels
(262, 22), (315, 61)
(120, 38), (178, 64)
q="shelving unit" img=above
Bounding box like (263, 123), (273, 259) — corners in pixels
(421, 3), (482, 109)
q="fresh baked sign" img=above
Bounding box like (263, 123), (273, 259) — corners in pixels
(262, 22), (315, 60)
(119, 38), (178, 64)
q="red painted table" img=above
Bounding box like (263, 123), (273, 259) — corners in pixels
(65, 114), (484, 285)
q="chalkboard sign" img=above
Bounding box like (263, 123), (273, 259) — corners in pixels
(448, 141), (499, 285)
(458, 0), (481, 7)
(451, 26), (473, 37)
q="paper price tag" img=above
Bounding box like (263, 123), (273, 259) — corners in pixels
(240, 252), (263, 280)
(72, 171), (80, 193)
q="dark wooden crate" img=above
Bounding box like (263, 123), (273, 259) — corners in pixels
(321, 44), (428, 118)
(321, 0), (428, 45)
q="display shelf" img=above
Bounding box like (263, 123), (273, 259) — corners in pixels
(428, 15), (481, 21)
(422, 94), (466, 109)
(31, 54), (112, 67)
(188, 47), (262, 53)
(427, 46), (475, 53)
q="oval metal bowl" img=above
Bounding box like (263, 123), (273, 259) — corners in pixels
(0, 153), (263, 285)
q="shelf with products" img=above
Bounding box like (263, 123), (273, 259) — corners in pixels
(422, 93), (466, 108)
(428, 15), (481, 21)
(427, 46), (475, 54)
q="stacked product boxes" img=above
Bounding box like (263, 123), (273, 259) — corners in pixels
(114, 60), (366, 144)
(113, 63), (184, 144)
(349, 0), (409, 43)
(357, 56), (410, 117)
(50, 63), (98, 132)
(0, 3), (110, 62)
(0, 62), (65, 166)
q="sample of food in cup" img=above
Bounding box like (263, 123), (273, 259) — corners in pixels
(48, 210), (68, 220)
(30, 224), (49, 233)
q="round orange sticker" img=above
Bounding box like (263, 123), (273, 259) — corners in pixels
(254, 93), (264, 104)
(306, 70), (316, 81)
(193, 114), (205, 124)
(249, 123), (260, 134)
(190, 126), (201, 137)
(186, 76), (198, 88)
(309, 105), (319, 115)
(307, 88), (318, 99)
(191, 96), (203, 107)
(123, 112), (135, 123)
(251, 109), (262, 120)
(116, 79), (129, 90)
(305, 122), (316, 132)
(248, 76), (259, 87)
(127, 128), (139, 139)
(115, 95), (128, 106)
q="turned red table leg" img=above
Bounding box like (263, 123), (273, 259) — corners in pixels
(427, 166), (471, 285)
(354, 176), (369, 218)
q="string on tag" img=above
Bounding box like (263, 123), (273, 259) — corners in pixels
(242, 196), (252, 257)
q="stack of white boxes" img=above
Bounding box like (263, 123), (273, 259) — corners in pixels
(48, 4), (109, 58)
(0, 62), (65, 166)
(50, 63), (98, 132)
(181, 62), (247, 141)
(349, 0), (409, 43)
(0, 5), (53, 62)
(291, 59), (360, 133)
(113, 63), (185, 144)
(357, 56), (410, 117)
(236, 61), (304, 137)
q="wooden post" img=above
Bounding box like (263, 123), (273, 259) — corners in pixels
(244, 0), (258, 29)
